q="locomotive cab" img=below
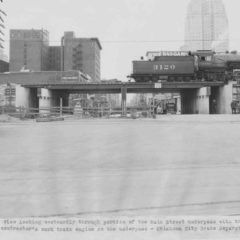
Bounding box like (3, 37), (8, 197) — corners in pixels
(193, 50), (214, 68)
(193, 50), (225, 81)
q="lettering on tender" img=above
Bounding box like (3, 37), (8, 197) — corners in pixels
(153, 64), (176, 71)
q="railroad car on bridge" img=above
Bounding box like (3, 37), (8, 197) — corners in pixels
(131, 50), (240, 83)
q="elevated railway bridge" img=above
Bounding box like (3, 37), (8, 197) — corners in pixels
(22, 81), (224, 93)
(19, 81), (229, 115)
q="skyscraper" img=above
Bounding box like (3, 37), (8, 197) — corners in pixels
(183, 0), (229, 52)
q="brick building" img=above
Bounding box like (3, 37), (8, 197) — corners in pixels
(61, 32), (102, 81)
(9, 29), (102, 82)
(48, 46), (61, 71)
(10, 29), (49, 72)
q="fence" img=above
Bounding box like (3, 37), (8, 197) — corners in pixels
(0, 106), (73, 119)
(0, 105), (154, 119)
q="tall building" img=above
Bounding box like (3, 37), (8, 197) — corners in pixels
(10, 29), (49, 71)
(0, 49), (9, 73)
(0, 59), (9, 73)
(61, 32), (102, 81)
(9, 29), (102, 82)
(0, 4), (9, 73)
(0, 48), (8, 62)
(183, 0), (229, 52)
(48, 46), (61, 71)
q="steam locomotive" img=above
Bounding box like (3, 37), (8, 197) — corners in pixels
(130, 50), (240, 82)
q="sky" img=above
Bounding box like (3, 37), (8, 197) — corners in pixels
(2, 0), (240, 81)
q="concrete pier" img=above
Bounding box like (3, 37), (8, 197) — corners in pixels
(38, 89), (70, 114)
(212, 81), (233, 114)
(181, 81), (234, 115)
(38, 88), (53, 114)
(195, 87), (211, 114)
(181, 87), (211, 114)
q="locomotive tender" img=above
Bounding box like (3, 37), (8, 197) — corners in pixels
(131, 50), (240, 82)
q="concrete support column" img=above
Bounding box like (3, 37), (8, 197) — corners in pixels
(15, 85), (31, 108)
(38, 88), (53, 114)
(195, 87), (211, 114)
(181, 87), (210, 114)
(213, 81), (233, 114)
(121, 87), (127, 116)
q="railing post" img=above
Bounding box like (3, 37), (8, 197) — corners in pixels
(60, 98), (63, 116)
(121, 86), (127, 117)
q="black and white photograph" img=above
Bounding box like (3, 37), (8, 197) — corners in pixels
(1, 0), (240, 239)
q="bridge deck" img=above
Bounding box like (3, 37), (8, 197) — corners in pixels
(22, 81), (225, 93)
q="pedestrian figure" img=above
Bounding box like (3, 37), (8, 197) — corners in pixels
(212, 99), (217, 114)
(231, 101), (237, 114)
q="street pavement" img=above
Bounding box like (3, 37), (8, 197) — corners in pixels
(0, 115), (240, 217)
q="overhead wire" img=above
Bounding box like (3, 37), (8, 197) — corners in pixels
(0, 38), (237, 43)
